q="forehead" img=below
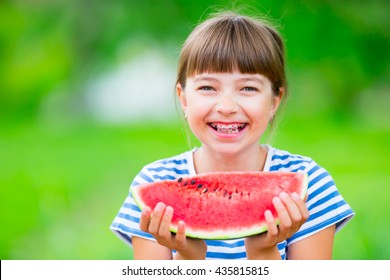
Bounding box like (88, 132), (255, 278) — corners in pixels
(191, 72), (267, 83)
(186, 71), (272, 89)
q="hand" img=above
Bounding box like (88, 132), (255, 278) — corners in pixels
(245, 192), (309, 259)
(139, 202), (207, 260)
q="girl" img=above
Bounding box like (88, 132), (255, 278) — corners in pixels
(111, 11), (354, 260)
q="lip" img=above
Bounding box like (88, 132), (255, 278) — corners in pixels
(207, 122), (248, 139)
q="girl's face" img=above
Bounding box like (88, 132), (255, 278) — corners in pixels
(177, 71), (282, 156)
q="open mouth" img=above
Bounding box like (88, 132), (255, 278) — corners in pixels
(209, 122), (247, 134)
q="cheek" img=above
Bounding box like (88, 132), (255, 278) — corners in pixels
(185, 100), (212, 138)
(240, 98), (271, 120)
(186, 95), (214, 116)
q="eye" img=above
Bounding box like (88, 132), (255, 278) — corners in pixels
(241, 86), (259, 92)
(198, 86), (215, 91)
(197, 86), (215, 93)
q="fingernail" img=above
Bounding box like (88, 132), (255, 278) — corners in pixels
(264, 210), (272, 218)
(291, 192), (300, 200)
(273, 196), (282, 205)
(165, 206), (173, 214)
(279, 192), (288, 199)
(155, 202), (165, 211)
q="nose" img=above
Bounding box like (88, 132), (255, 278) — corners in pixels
(215, 92), (239, 115)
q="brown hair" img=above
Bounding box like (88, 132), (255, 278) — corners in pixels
(176, 11), (287, 98)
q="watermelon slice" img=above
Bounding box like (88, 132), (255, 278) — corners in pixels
(131, 171), (308, 240)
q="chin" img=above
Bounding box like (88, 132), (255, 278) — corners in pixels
(207, 143), (247, 157)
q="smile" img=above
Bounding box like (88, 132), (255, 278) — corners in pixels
(209, 123), (247, 134)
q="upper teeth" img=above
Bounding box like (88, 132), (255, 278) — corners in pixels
(211, 123), (245, 134)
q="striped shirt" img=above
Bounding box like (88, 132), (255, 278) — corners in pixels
(110, 146), (354, 259)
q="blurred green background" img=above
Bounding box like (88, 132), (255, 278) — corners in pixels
(1, 0), (389, 260)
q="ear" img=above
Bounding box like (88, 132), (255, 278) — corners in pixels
(270, 87), (284, 117)
(176, 83), (187, 113)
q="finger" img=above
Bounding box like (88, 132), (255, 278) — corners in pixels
(158, 205), (174, 238)
(291, 192), (310, 221)
(148, 202), (166, 235)
(175, 220), (187, 245)
(264, 210), (278, 237)
(139, 206), (152, 232)
(273, 195), (292, 230)
(279, 192), (302, 224)
(303, 191), (308, 202)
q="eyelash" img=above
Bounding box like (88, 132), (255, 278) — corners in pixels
(197, 86), (260, 93)
(198, 86), (214, 91)
(242, 87), (259, 92)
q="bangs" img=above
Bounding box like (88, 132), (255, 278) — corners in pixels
(178, 15), (284, 88)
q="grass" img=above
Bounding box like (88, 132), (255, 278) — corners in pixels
(0, 116), (389, 259)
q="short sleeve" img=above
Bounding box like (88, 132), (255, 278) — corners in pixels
(110, 151), (194, 247)
(287, 160), (355, 245)
(110, 169), (158, 247)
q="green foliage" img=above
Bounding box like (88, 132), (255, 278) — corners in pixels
(1, 0), (389, 120)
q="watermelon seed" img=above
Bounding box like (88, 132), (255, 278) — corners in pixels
(223, 190), (228, 196)
(202, 188), (208, 193)
(178, 177), (183, 183)
(183, 182), (188, 186)
(191, 179), (196, 185)
(197, 184), (203, 189)
(229, 195), (232, 199)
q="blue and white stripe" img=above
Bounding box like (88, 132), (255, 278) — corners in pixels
(110, 146), (354, 259)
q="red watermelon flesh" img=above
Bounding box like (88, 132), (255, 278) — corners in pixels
(131, 171), (308, 240)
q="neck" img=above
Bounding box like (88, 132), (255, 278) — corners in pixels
(193, 144), (268, 173)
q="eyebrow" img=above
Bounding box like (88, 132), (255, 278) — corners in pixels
(193, 75), (265, 85)
(239, 77), (265, 85)
(193, 76), (219, 83)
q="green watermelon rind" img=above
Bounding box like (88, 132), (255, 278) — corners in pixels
(131, 172), (308, 240)
(169, 223), (271, 240)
